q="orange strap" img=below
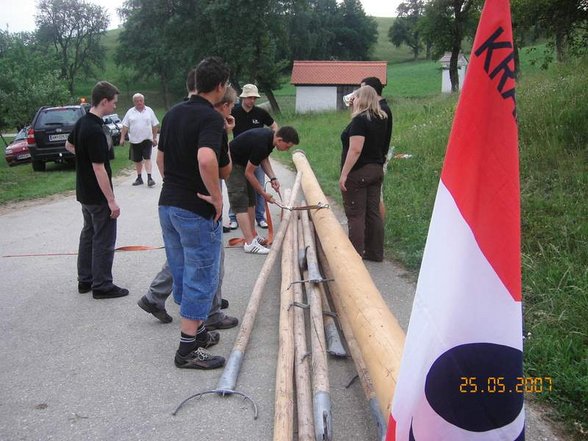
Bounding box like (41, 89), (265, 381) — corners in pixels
(2, 245), (163, 258)
(226, 198), (274, 248)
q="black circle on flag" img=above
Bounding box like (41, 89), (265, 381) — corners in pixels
(424, 343), (524, 432)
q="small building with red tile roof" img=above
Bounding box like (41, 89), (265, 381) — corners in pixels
(290, 60), (388, 113)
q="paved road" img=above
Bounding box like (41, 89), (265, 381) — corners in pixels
(0, 151), (561, 440)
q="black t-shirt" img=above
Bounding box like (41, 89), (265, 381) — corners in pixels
(229, 128), (274, 167)
(340, 112), (388, 171)
(158, 95), (225, 218)
(68, 112), (112, 205)
(380, 98), (393, 149)
(231, 105), (274, 138)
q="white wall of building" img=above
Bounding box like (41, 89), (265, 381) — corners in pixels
(295, 86), (337, 113)
(441, 66), (467, 93)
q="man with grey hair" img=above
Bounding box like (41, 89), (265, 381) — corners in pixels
(120, 93), (160, 187)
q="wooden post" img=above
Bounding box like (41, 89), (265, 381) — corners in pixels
(316, 239), (387, 441)
(217, 172), (303, 392)
(273, 190), (295, 441)
(293, 214), (315, 441)
(292, 150), (405, 417)
(300, 208), (332, 441)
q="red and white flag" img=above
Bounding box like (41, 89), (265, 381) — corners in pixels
(387, 0), (524, 440)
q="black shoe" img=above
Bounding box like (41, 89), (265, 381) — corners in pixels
(221, 299), (229, 309)
(174, 347), (225, 369)
(137, 296), (172, 323)
(147, 177), (156, 187)
(132, 176), (143, 186)
(196, 329), (220, 348)
(205, 314), (239, 331)
(78, 282), (92, 294)
(92, 285), (129, 299)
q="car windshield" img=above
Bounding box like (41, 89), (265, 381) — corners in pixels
(37, 108), (84, 127)
(14, 128), (27, 141)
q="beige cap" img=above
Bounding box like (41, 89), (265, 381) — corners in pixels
(240, 84), (261, 98)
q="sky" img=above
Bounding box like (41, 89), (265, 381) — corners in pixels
(1, 0), (401, 34)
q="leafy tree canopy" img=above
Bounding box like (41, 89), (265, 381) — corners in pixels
(0, 31), (70, 131)
(35, 0), (109, 94)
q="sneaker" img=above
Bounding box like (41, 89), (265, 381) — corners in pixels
(223, 225), (231, 233)
(195, 329), (220, 348)
(132, 176), (143, 186)
(244, 237), (270, 255)
(147, 177), (156, 187)
(221, 299), (229, 309)
(257, 219), (269, 229)
(137, 295), (173, 323)
(92, 285), (129, 299)
(174, 347), (225, 369)
(205, 315), (239, 331)
(256, 235), (268, 246)
(78, 282), (92, 294)
(229, 220), (238, 230)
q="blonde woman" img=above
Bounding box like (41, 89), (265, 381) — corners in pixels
(339, 85), (389, 262)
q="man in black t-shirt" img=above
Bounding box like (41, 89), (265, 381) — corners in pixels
(226, 126), (299, 254)
(65, 81), (129, 300)
(157, 57), (230, 370)
(228, 84), (278, 230)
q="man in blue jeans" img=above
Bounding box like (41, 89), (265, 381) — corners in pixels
(157, 57), (230, 370)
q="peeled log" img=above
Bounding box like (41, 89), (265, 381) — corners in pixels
(292, 150), (405, 416)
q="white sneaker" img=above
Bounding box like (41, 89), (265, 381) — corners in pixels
(257, 219), (269, 229)
(244, 237), (270, 254)
(229, 220), (238, 230)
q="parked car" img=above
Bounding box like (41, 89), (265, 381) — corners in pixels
(27, 105), (87, 171)
(103, 114), (121, 145)
(4, 126), (31, 166)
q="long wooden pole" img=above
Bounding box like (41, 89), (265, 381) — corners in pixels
(292, 150), (405, 417)
(300, 209), (332, 441)
(316, 239), (387, 441)
(293, 214), (315, 441)
(273, 190), (295, 441)
(217, 172), (303, 392)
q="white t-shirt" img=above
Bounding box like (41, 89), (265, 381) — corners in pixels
(122, 106), (159, 144)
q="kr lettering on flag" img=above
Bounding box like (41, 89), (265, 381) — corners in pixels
(386, 0), (524, 440)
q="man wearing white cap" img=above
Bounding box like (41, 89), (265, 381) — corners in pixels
(228, 84), (278, 230)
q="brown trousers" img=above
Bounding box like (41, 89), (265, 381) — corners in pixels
(341, 163), (384, 261)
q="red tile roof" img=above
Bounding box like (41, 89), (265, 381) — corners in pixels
(291, 60), (387, 86)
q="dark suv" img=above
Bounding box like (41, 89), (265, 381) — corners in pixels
(27, 105), (87, 171)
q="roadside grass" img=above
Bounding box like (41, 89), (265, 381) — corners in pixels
(0, 146), (131, 204)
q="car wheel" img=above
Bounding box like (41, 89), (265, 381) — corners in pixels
(32, 160), (46, 172)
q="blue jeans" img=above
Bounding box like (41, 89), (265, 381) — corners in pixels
(158, 206), (221, 321)
(254, 166), (266, 222)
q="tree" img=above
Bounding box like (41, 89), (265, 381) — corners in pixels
(0, 31), (70, 131)
(388, 0), (426, 59)
(35, 0), (109, 94)
(116, 0), (192, 108)
(420, 0), (481, 91)
(335, 0), (378, 60)
(512, 0), (587, 64)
